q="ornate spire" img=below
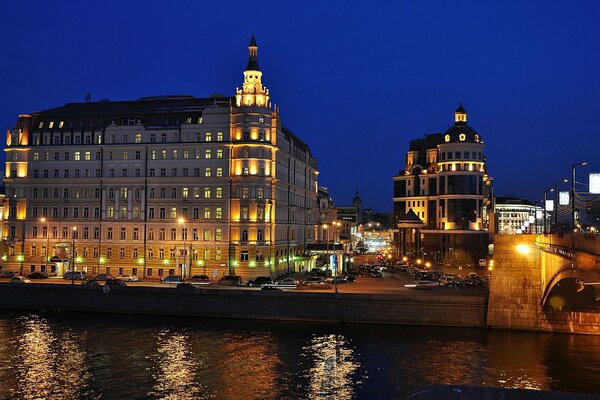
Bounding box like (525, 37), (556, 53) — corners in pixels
(236, 35), (270, 107)
(246, 35), (260, 71)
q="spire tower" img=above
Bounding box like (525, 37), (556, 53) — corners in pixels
(236, 35), (270, 107)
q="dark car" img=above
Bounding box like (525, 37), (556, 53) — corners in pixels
(26, 272), (48, 279)
(345, 274), (356, 283)
(105, 278), (127, 287)
(81, 278), (100, 286)
(93, 273), (113, 281)
(187, 275), (211, 285)
(161, 275), (184, 284)
(0, 271), (16, 278)
(64, 271), (87, 280)
(218, 275), (243, 286)
(370, 270), (383, 278)
(247, 276), (273, 287)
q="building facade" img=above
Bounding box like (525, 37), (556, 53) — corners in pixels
(393, 104), (492, 265)
(494, 196), (544, 235)
(3, 36), (319, 280)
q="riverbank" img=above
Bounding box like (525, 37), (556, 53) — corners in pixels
(0, 283), (487, 327)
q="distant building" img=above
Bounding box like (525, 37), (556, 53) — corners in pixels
(494, 196), (544, 234)
(2, 36), (319, 279)
(392, 104), (493, 265)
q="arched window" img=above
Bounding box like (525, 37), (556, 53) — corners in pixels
(444, 134), (450, 142)
(459, 134), (466, 141)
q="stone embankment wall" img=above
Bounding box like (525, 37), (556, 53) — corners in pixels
(0, 284), (486, 328)
(487, 235), (600, 334)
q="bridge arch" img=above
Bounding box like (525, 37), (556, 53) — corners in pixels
(541, 265), (600, 309)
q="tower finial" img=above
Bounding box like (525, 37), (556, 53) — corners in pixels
(246, 35), (259, 71)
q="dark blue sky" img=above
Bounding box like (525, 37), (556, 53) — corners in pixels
(1, 1), (599, 212)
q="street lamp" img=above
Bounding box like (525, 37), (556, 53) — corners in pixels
(178, 217), (187, 279)
(554, 178), (568, 232)
(71, 226), (77, 285)
(40, 217), (50, 273)
(572, 162), (588, 232)
(543, 189), (554, 234)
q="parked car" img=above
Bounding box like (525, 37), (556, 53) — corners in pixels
(0, 271), (15, 278)
(105, 278), (127, 287)
(26, 272), (48, 279)
(92, 273), (113, 281)
(439, 274), (457, 286)
(187, 275), (211, 285)
(272, 278), (298, 289)
(9, 276), (31, 284)
(344, 274), (356, 283)
(161, 275), (184, 284)
(116, 274), (139, 282)
(218, 275), (243, 286)
(370, 270), (383, 278)
(301, 277), (325, 285)
(64, 271), (87, 280)
(325, 276), (347, 284)
(247, 276), (273, 287)
(81, 278), (100, 286)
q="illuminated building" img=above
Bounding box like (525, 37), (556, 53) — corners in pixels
(392, 104), (493, 265)
(2, 36), (319, 279)
(494, 196), (543, 235)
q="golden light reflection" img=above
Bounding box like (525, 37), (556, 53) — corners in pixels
(303, 334), (363, 400)
(149, 330), (203, 400)
(13, 315), (91, 400)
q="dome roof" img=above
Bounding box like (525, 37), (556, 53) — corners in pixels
(444, 124), (482, 143)
(455, 102), (466, 113)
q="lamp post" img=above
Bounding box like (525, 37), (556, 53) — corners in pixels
(40, 217), (51, 273)
(572, 162), (588, 232)
(178, 217), (187, 279)
(554, 178), (568, 232)
(543, 189), (554, 234)
(71, 226), (77, 285)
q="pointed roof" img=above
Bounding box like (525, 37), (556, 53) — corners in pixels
(455, 102), (466, 113)
(246, 35), (260, 71)
(396, 209), (425, 228)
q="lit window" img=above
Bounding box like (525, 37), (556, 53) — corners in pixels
(74, 152), (81, 161)
(475, 134), (480, 142)
(216, 149), (223, 159)
(205, 149), (212, 159)
(216, 168), (223, 177)
(49, 121), (54, 129)
(459, 134), (466, 141)
(444, 134), (450, 142)
(204, 188), (211, 198)
(205, 168), (211, 177)
(205, 132), (212, 142)
(216, 187), (223, 198)
(183, 188), (189, 198)
(204, 207), (211, 219)
(58, 121), (64, 128)
(217, 132), (223, 141)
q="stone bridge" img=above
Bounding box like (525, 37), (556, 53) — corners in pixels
(487, 234), (600, 334)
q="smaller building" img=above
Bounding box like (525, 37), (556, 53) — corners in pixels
(494, 196), (544, 234)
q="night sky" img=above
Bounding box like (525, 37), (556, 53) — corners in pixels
(1, 1), (598, 212)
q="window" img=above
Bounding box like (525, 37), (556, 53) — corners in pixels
(241, 251), (249, 261)
(257, 187), (264, 199)
(74, 152), (81, 160)
(135, 133), (142, 143)
(217, 132), (223, 141)
(216, 187), (223, 198)
(204, 207), (211, 219)
(216, 168), (223, 177)
(182, 187), (189, 198)
(203, 229), (210, 241)
(215, 207), (222, 219)
(204, 188), (211, 198)
(205, 132), (212, 141)
(215, 228), (222, 241)
(183, 150), (189, 159)
(216, 149), (223, 159)
(242, 187), (249, 198)
(205, 168), (211, 177)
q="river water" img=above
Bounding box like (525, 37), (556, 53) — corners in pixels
(0, 311), (599, 399)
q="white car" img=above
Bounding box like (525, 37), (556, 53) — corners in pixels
(272, 278), (298, 289)
(9, 276), (31, 284)
(116, 274), (139, 282)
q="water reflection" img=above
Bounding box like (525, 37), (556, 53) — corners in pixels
(148, 329), (207, 399)
(302, 334), (364, 400)
(11, 315), (94, 399)
(212, 331), (282, 400)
